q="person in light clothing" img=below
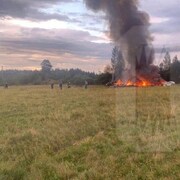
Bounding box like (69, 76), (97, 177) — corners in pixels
(84, 80), (88, 89)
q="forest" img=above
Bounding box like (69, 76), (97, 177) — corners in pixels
(0, 49), (180, 86)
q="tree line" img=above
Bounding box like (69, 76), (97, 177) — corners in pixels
(0, 60), (107, 86)
(104, 46), (180, 84)
(1, 49), (180, 86)
(159, 52), (180, 83)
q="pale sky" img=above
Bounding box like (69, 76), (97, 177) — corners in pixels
(0, 0), (180, 72)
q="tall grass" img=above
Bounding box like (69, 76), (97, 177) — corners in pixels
(0, 85), (179, 179)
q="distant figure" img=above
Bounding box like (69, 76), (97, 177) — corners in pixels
(67, 82), (71, 88)
(50, 83), (54, 89)
(84, 80), (88, 89)
(4, 83), (8, 89)
(59, 80), (63, 90)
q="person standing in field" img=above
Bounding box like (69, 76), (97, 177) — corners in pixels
(67, 82), (71, 88)
(59, 80), (63, 90)
(50, 83), (54, 89)
(84, 80), (88, 89)
(68, 82), (71, 88)
(4, 83), (8, 89)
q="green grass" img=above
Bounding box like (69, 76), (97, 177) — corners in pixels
(0, 85), (179, 179)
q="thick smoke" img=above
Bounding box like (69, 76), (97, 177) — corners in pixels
(84, 0), (155, 81)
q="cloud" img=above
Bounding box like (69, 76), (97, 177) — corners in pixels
(72, 12), (106, 32)
(151, 18), (180, 35)
(0, 0), (75, 21)
(0, 26), (112, 71)
(0, 40), (111, 72)
(20, 28), (102, 41)
(141, 0), (180, 34)
(0, 0), (179, 71)
(0, 36), (112, 59)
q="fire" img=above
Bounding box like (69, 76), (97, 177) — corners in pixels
(115, 78), (166, 87)
(113, 65), (167, 87)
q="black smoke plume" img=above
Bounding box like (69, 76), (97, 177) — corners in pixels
(84, 0), (156, 81)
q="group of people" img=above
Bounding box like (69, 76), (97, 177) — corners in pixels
(4, 83), (8, 89)
(50, 80), (62, 89)
(50, 80), (88, 89)
(2, 81), (88, 90)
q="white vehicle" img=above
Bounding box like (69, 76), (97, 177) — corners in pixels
(163, 81), (176, 86)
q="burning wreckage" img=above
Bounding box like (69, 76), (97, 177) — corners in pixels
(84, 0), (175, 87)
(113, 44), (166, 87)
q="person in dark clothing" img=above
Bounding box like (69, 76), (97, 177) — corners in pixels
(59, 80), (63, 90)
(4, 83), (8, 89)
(67, 82), (71, 88)
(50, 83), (54, 89)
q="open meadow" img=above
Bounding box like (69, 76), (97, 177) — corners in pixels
(0, 85), (179, 179)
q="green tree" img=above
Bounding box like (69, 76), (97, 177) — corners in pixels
(111, 46), (124, 82)
(171, 56), (180, 83)
(163, 52), (171, 70)
(41, 60), (53, 82)
(41, 60), (52, 73)
(172, 55), (178, 63)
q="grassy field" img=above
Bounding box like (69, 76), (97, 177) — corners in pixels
(0, 85), (179, 179)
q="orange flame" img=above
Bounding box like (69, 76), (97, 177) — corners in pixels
(115, 78), (166, 87)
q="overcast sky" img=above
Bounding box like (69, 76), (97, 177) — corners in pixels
(0, 0), (180, 72)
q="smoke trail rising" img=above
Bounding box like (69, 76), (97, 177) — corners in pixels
(84, 0), (154, 73)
